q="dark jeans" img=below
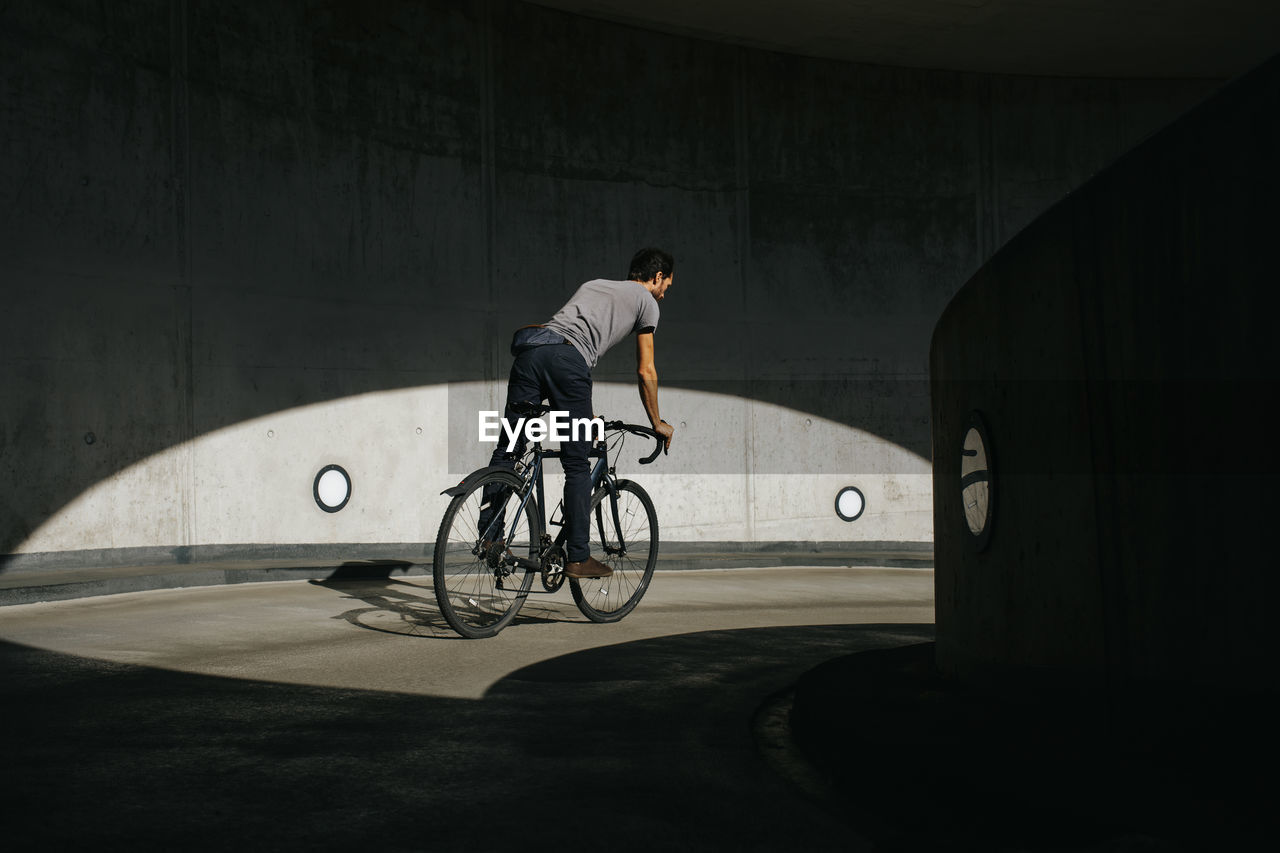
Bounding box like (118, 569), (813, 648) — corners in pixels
(480, 339), (594, 562)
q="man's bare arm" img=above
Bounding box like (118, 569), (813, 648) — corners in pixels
(635, 332), (673, 451)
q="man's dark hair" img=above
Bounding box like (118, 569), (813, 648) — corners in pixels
(627, 247), (674, 283)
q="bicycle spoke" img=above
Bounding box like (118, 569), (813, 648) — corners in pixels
(571, 480), (658, 622)
(433, 471), (538, 638)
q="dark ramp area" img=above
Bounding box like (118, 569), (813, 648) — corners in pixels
(791, 643), (1279, 851)
(0, 624), (930, 851)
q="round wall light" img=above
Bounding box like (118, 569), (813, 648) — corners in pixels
(835, 486), (866, 522)
(314, 464), (352, 513)
(961, 412), (994, 551)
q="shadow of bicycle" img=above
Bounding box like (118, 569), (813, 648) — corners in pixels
(312, 561), (571, 639)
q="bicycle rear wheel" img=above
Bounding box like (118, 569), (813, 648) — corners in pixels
(433, 470), (539, 638)
(570, 479), (658, 622)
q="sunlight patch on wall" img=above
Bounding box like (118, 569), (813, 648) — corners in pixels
(18, 382), (931, 555)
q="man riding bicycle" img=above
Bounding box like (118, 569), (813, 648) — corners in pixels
(481, 248), (676, 580)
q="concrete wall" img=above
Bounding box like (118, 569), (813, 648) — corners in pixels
(931, 54), (1279, 691)
(1, 0), (1216, 575)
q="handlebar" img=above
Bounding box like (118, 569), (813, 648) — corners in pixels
(601, 420), (667, 465)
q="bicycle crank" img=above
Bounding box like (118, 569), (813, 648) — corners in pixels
(540, 540), (566, 592)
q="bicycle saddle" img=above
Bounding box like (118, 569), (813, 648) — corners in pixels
(509, 400), (551, 418)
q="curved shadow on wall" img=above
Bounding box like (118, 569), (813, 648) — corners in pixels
(0, 372), (932, 561)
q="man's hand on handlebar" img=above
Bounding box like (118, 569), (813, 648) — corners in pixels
(653, 419), (674, 454)
(596, 418), (671, 463)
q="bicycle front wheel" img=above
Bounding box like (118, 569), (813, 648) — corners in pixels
(433, 470), (539, 638)
(570, 479), (658, 622)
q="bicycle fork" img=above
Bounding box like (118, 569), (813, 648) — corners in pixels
(593, 473), (629, 558)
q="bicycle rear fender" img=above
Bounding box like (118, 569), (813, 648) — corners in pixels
(440, 464), (516, 496)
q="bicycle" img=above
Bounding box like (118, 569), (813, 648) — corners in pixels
(432, 402), (666, 638)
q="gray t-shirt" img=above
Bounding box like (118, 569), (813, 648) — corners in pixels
(545, 279), (660, 368)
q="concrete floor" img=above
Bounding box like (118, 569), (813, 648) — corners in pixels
(0, 566), (934, 850)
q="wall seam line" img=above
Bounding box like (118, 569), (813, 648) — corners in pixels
(482, 0), (498, 387)
(735, 46), (756, 542)
(170, 0), (195, 549)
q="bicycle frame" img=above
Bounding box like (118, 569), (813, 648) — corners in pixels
(433, 419), (664, 637)
(477, 439), (618, 573)
(442, 419), (661, 575)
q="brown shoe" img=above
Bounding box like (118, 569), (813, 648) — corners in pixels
(564, 556), (613, 578)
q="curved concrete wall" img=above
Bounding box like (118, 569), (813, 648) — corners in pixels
(931, 54), (1279, 690)
(1, 0), (1215, 582)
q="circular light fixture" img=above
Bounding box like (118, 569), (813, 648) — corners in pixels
(314, 464), (352, 513)
(835, 486), (866, 522)
(961, 412), (994, 551)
